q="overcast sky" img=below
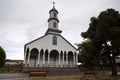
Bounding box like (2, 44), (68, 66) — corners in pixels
(0, 0), (120, 60)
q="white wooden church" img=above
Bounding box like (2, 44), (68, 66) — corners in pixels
(24, 4), (78, 68)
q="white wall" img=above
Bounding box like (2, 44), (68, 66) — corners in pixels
(25, 34), (76, 53)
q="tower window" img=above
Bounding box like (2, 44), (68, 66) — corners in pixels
(54, 12), (56, 17)
(53, 22), (56, 28)
(52, 36), (57, 45)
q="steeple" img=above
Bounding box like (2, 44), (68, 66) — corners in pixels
(51, 2), (56, 11)
(45, 2), (62, 35)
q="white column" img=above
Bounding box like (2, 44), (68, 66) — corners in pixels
(43, 53), (45, 67)
(63, 53), (64, 67)
(74, 53), (75, 65)
(66, 53), (67, 67)
(37, 52), (40, 67)
(23, 51), (27, 64)
(76, 53), (78, 64)
(27, 52), (30, 67)
(39, 52), (41, 67)
(66, 53), (68, 67)
(24, 52), (26, 65)
(59, 53), (60, 67)
(48, 53), (50, 67)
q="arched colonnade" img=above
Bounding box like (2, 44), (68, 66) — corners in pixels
(24, 48), (78, 67)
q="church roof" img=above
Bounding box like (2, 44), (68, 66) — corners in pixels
(49, 6), (58, 14)
(48, 17), (59, 22)
(45, 28), (62, 35)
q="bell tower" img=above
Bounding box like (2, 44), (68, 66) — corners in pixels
(45, 2), (62, 35)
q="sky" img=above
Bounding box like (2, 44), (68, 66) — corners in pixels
(0, 0), (120, 60)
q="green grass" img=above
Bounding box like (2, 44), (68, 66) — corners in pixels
(0, 66), (22, 73)
(12, 77), (80, 80)
(11, 76), (120, 80)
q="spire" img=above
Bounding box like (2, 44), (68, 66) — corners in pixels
(48, 2), (59, 28)
(45, 3), (62, 35)
(49, 2), (58, 14)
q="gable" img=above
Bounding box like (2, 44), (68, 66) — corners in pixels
(25, 34), (77, 52)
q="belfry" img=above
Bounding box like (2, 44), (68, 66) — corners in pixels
(24, 3), (78, 69)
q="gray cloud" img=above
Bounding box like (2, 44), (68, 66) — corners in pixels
(0, 0), (120, 60)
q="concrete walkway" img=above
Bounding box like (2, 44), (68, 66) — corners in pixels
(1, 71), (115, 80)
(0, 72), (84, 80)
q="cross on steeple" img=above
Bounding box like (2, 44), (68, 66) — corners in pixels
(52, 1), (56, 7)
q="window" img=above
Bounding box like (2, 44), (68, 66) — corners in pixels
(54, 12), (56, 17)
(53, 22), (56, 28)
(52, 36), (57, 45)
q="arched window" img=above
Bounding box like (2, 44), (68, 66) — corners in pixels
(54, 12), (56, 17)
(52, 36), (57, 45)
(53, 22), (56, 28)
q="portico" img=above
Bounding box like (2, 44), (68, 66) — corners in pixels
(24, 48), (78, 67)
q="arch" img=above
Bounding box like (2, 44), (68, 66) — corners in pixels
(64, 51), (66, 61)
(60, 51), (63, 67)
(40, 49), (44, 54)
(25, 48), (29, 67)
(30, 48), (39, 67)
(52, 36), (57, 45)
(40, 49), (44, 63)
(68, 51), (73, 62)
(50, 49), (59, 67)
(30, 48), (39, 57)
(26, 48), (29, 60)
(45, 49), (49, 60)
(74, 52), (77, 64)
(68, 51), (74, 67)
(50, 49), (59, 59)
(74, 52), (76, 62)
(45, 49), (48, 61)
(60, 51), (63, 61)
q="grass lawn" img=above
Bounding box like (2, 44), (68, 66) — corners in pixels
(11, 76), (120, 80)
(12, 77), (80, 80)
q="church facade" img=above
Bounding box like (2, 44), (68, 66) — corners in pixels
(24, 5), (78, 68)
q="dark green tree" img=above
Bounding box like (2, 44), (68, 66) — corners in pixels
(81, 8), (120, 75)
(0, 47), (6, 68)
(77, 40), (100, 69)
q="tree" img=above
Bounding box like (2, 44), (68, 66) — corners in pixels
(0, 47), (6, 68)
(81, 8), (120, 75)
(77, 40), (100, 69)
